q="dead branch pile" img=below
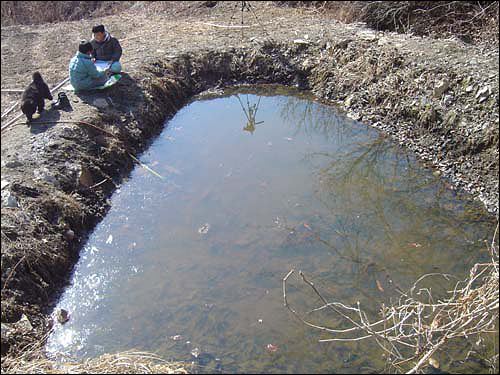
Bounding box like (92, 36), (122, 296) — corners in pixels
(283, 224), (499, 373)
(278, 1), (499, 42)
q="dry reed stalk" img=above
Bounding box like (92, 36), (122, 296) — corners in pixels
(3, 349), (190, 374)
(283, 223), (499, 373)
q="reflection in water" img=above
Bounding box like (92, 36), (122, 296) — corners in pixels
(236, 94), (264, 134)
(47, 86), (496, 374)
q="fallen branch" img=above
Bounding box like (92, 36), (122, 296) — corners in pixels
(1, 101), (20, 119)
(283, 224), (499, 373)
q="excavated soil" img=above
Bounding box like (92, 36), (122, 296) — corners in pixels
(1, 1), (498, 365)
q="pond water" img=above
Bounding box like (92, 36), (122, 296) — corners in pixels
(47, 86), (496, 373)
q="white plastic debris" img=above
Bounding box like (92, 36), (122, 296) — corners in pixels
(106, 234), (113, 244)
(191, 348), (201, 358)
(198, 223), (210, 234)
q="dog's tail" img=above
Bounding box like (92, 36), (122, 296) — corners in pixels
(33, 71), (43, 82)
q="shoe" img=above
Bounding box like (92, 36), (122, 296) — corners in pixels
(52, 92), (71, 110)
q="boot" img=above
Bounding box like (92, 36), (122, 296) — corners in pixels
(52, 92), (71, 110)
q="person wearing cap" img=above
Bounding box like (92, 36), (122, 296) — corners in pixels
(68, 40), (110, 91)
(90, 25), (122, 73)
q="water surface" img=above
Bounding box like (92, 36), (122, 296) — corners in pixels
(47, 86), (496, 373)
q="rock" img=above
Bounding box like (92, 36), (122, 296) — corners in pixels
(434, 79), (450, 98)
(357, 30), (378, 41)
(344, 94), (355, 108)
(17, 314), (33, 331)
(79, 166), (94, 187)
(2, 159), (23, 168)
(1, 190), (19, 208)
(34, 167), (59, 186)
(63, 162), (82, 185)
(301, 58), (313, 70)
(465, 85), (475, 93)
(443, 110), (458, 127)
(335, 39), (352, 49)
(64, 229), (75, 241)
(443, 94), (455, 106)
(377, 37), (391, 46)
(475, 85), (491, 103)
(1, 323), (14, 336)
(56, 309), (70, 324)
(347, 111), (361, 121)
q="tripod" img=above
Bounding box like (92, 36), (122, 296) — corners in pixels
(228, 1), (271, 41)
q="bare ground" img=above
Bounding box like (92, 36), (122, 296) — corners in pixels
(1, 1), (498, 369)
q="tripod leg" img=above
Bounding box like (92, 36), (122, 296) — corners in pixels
(246, 2), (272, 39)
(228, 1), (240, 25)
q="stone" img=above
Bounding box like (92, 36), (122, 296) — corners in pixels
(357, 30), (378, 41)
(475, 85), (491, 103)
(433, 79), (450, 98)
(17, 314), (33, 331)
(2, 159), (23, 168)
(443, 110), (458, 127)
(64, 229), (75, 241)
(1, 323), (14, 336)
(1, 190), (19, 208)
(34, 167), (59, 186)
(56, 309), (70, 324)
(79, 166), (94, 187)
(344, 94), (355, 108)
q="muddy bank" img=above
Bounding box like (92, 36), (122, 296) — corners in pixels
(1, 6), (498, 367)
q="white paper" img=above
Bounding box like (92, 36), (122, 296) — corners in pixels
(94, 60), (110, 72)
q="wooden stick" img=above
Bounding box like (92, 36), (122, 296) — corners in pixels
(1, 89), (24, 93)
(1, 112), (24, 132)
(200, 22), (256, 28)
(87, 178), (108, 190)
(49, 77), (70, 93)
(1, 101), (20, 119)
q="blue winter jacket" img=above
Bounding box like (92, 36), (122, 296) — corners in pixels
(68, 51), (107, 91)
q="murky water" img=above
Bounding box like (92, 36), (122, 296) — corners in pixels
(47, 86), (496, 373)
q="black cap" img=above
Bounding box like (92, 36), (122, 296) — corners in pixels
(92, 25), (105, 33)
(79, 40), (93, 54)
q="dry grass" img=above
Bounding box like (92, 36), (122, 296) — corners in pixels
(0, 1), (133, 26)
(3, 348), (190, 374)
(278, 1), (500, 42)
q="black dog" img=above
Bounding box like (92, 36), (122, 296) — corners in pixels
(21, 72), (53, 123)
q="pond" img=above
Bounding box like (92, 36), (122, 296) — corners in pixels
(47, 85), (496, 373)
